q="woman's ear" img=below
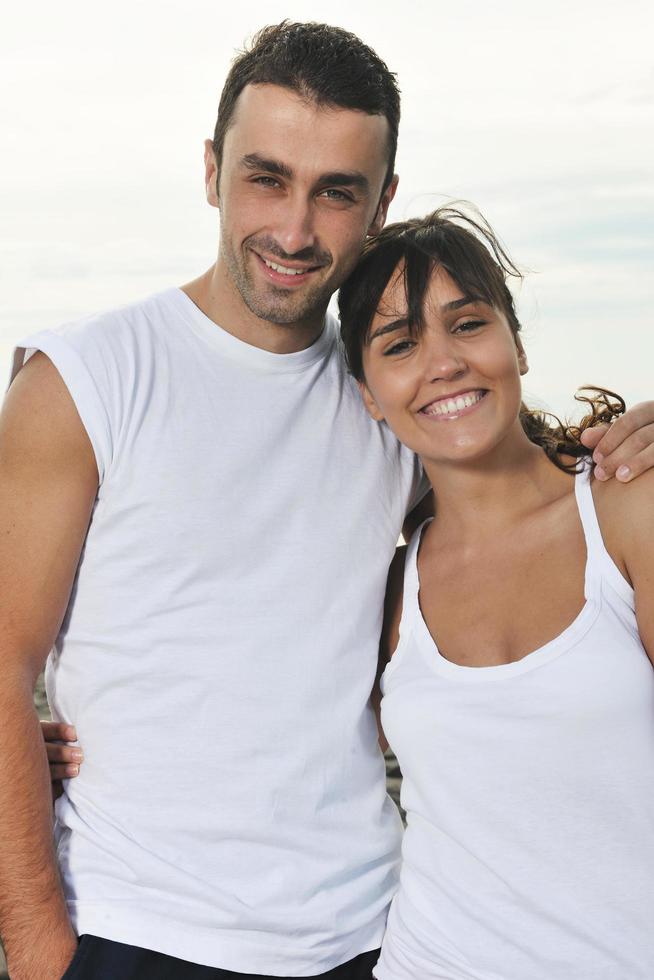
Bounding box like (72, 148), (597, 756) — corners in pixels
(516, 336), (529, 376)
(358, 380), (385, 421)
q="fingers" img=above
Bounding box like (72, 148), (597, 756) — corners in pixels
(49, 763), (81, 781)
(42, 723), (83, 785)
(593, 423), (654, 482)
(47, 742), (83, 783)
(579, 425), (606, 449)
(41, 720), (77, 743)
(587, 401), (654, 473)
(46, 742), (83, 765)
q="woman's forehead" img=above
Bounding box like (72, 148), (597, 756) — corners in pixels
(373, 263), (466, 323)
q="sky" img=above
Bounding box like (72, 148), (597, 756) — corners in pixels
(2, 0), (653, 416)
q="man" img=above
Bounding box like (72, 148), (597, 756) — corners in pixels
(0, 21), (652, 980)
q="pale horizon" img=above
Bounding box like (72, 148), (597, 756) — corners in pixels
(2, 0), (653, 418)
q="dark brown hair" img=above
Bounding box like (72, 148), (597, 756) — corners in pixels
(338, 206), (625, 473)
(212, 21), (400, 192)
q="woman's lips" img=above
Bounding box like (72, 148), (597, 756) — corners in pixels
(419, 389), (488, 420)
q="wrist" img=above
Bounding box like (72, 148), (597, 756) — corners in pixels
(5, 925), (77, 980)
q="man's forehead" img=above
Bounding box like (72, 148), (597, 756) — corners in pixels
(225, 82), (390, 169)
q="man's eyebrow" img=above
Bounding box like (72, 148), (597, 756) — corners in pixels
(368, 318), (409, 342)
(318, 171), (369, 192)
(241, 153), (293, 179)
(240, 155), (369, 193)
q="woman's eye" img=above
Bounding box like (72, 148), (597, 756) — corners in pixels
(455, 319), (485, 333)
(384, 339), (415, 356)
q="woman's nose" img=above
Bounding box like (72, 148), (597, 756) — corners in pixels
(422, 337), (467, 382)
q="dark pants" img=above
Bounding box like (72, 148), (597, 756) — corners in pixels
(62, 936), (380, 980)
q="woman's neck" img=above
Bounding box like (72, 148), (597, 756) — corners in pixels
(422, 426), (576, 542)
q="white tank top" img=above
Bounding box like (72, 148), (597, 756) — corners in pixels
(375, 465), (654, 980)
(11, 289), (426, 975)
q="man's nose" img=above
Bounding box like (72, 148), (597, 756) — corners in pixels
(274, 195), (317, 257)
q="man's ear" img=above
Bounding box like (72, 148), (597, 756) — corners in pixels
(516, 335), (529, 376)
(358, 379), (385, 422)
(368, 174), (399, 237)
(204, 139), (220, 208)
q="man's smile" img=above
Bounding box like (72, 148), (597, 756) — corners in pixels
(251, 249), (327, 288)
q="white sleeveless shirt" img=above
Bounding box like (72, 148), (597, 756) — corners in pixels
(376, 466), (654, 980)
(11, 289), (426, 975)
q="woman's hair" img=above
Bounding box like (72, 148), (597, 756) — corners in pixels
(338, 205), (625, 473)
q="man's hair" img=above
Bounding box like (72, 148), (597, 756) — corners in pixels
(212, 21), (400, 191)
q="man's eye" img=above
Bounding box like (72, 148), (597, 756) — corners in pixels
(320, 188), (352, 202)
(384, 339), (415, 356)
(253, 176), (280, 188)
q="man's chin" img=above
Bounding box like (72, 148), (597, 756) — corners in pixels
(245, 289), (330, 327)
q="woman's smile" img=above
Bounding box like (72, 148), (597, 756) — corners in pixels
(418, 388), (488, 420)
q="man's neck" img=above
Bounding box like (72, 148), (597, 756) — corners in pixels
(180, 264), (327, 354)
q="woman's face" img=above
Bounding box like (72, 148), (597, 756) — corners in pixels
(359, 264), (529, 465)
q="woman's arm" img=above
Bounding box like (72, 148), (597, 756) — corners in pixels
(373, 546), (407, 751)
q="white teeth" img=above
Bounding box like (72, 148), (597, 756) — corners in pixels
(423, 391), (484, 416)
(263, 258), (306, 276)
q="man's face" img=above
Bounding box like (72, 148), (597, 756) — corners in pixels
(205, 83), (397, 328)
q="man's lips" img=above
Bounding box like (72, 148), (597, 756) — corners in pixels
(419, 389), (488, 419)
(252, 250), (324, 286)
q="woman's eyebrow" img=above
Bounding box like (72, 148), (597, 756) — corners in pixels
(368, 318), (409, 342)
(367, 297), (484, 343)
(441, 296), (480, 311)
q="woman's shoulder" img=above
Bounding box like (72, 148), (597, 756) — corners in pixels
(591, 468), (654, 580)
(591, 466), (654, 523)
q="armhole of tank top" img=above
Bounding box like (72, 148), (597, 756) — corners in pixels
(574, 463), (635, 608)
(383, 518), (432, 684)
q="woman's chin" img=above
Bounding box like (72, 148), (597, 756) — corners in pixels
(417, 428), (520, 470)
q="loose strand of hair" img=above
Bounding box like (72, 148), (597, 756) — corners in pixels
(520, 386), (626, 472)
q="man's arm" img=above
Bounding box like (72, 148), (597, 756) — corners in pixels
(0, 353), (98, 980)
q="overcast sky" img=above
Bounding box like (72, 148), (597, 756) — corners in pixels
(2, 0), (653, 416)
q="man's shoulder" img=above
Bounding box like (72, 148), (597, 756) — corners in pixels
(52, 287), (183, 347)
(11, 287), (186, 407)
(12, 289), (187, 380)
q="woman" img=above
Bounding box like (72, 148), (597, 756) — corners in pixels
(338, 207), (654, 979)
